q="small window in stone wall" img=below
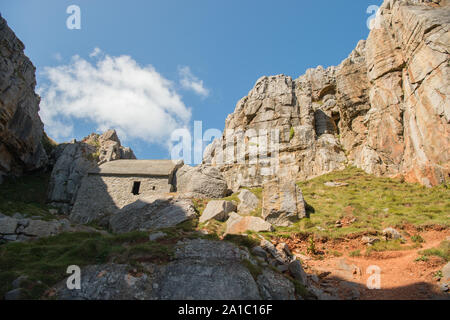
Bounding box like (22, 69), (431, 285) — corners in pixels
(152, 186), (156, 191)
(132, 181), (141, 195)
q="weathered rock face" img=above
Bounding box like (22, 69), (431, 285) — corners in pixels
(47, 130), (135, 212)
(203, 0), (449, 188)
(199, 200), (236, 223)
(175, 164), (230, 198)
(53, 239), (298, 300)
(0, 14), (47, 181)
(237, 189), (260, 214)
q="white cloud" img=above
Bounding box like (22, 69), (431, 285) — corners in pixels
(38, 51), (192, 149)
(178, 66), (209, 98)
(89, 47), (102, 58)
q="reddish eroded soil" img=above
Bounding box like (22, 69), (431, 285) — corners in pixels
(272, 227), (450, 300)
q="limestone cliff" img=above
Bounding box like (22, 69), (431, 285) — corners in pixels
(0, 14), (47, 182)
(204, 0), (449, 190)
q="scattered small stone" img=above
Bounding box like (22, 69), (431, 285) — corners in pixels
(382, 227), (404, 240)
(276, 242), (292, 257)
(49, 209), (58, 215)
(361, 236), (380, 246)
(309, 274), (319, 284)
(196, 229), (209, 235)
(251, 246), (268, 259)
(335, 220), (343, 228)
(149, 232), (167, 241)
(324, 182), (349, 187)
(288, 260), (308, 285)
(440, 283), (449, 293)
(277, 264), (289, 273)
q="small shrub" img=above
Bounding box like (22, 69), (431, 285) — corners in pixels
(289, 127), (295, 141)
(349, 250), (361, 257)
(415, 256), (428, 262)
(411, 235), (425, 244)
(306, 237), (316, 255)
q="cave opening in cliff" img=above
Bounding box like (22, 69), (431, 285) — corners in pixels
(332, 112), (340, 135)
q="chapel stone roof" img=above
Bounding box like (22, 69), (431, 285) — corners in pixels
(89, 159), (183, 177)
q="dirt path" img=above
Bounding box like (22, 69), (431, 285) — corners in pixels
(275, 229), (449, 300)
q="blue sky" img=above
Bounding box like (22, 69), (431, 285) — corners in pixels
(1, 0), (382, 162)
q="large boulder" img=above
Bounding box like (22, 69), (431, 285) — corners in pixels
(225, 212), (273, 234)
(237, 189), (259, 214)
(0, 14), (47, 181)
(54, 239), (300, 300)
(262, 179), (306, 227)
(199, 200), (236, 223)
(175, 164), (230, 198)
(109, 196), (197, 233)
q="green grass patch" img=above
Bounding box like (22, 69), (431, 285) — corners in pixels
(365, 239), (413, 255)
(0, 172), (55, 220)
(349, 250), (361, 257)
(411, 235), (425, 244)
(242, 259), (262, 280)
(0, 230), (178, 299)
(419, 240), (450, 261)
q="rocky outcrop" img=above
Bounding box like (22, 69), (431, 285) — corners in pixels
(53, 239), (299, 300)
(0, 212), (103, 242)
(203, 0), (449, 188)
(47, 129), (135, 212)
(0, 14), (47, 182)
(175, 164), (230, 198)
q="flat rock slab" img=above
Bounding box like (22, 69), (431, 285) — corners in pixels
(109, 197), (197, 233)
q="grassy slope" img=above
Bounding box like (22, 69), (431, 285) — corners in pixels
(273, 167), (449, 239)
(0, 173), (55, 220)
